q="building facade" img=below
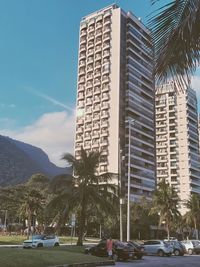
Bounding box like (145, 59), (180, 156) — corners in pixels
(156, 82), (200, 213)
(74, 4), (155, 201)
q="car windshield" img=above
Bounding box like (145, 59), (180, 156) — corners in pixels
(30, 235), (44, 240)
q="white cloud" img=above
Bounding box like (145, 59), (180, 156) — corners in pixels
(0, 111), (75, 167)
(191, 75), (200, 91)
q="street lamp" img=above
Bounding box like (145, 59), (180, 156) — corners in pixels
(126, 118), (135, 242)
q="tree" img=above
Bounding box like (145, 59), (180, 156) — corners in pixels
(184, 194), (200, 239)
(48, 148), (118, 246)
(149, 0), (200, 87)
(17, 173), (49, 237)
(150, 179), (180, 240)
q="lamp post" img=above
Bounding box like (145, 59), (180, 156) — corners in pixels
(126, 119), (135, 242)
(118, 139), (124, 241)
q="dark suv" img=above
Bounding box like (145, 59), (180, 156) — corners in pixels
(85, 240), (136, 261)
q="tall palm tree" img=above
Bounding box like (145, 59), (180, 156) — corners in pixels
(150, 179), (180, 240)
(48, 148), (118, 246)
(149, 0), (200, 87)
(184, 194), (200, 239)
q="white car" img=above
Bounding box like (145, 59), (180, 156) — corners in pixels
(181, 240), (194, 255)
(23, 234), (59, 248)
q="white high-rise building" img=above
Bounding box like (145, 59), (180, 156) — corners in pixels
(156, 82), (200, 213)
(75, 4), (155, 201)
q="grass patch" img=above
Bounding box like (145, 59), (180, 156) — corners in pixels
(0, 246), (107, 267)
(0, 235), (100, 245)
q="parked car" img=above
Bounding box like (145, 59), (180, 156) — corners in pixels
(181, 240), (195, 255)
(23, 234), (60, 248)
(192, 240), (200, 254)
(143, 240), (173, 257)
(165, 240), (186, 256)
(128, 241), (146, 259)
(85, 240), (136, 261)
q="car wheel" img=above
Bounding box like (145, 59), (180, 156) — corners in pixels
(112, 253), (119, 261)
(157, 250), (164, 257)
(37, 243), (43, 248)
(174, 249), (180, 256)
(54, 242), (59, 247)
(188, 249), (193, 255)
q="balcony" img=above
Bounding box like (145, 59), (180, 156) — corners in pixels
(84, 134), (91, 141)
(85, 100), (92, 106)
(96, 30), (102, 37)
(95, 53), (102, 60)
(94, 97), (100, 104)
(95, 63), (101, 70)
(80, 45), (86, 52)
(102, 93), (109, 101)
(101, 129), (108, 136)
(103, 26), (111, 33)
(103, 33), (110, 41)
(86, 89), (92, 97)
(78, 85), (85, 92)
(92, 142), (99, 148)
(94, 87), (101, 95)
(101, 139), (108, 145)
(86, 74), (93, 81)
(96, 21), (102, 29)
(77, 118), (84, 125)
(79, 53), (86, 60)
(78, 77), (85, 84)
(94, 79), (101, 86)
(101, 120), (109, 127)
(76, 135), (83, 142)
(88, 42), (94, 49)
(88, 26), (95, 33)
(79, 68), (85, 75)
(93, 123), (100, 130)
(102, 76), (110, 83)
(101, 103), (109, 110)
(85, 108), (92, 114)
(102, 85), (109, 92)
(77, 127), (83, 134)
(86, 82), (93, 89)
(93, 105), (100, 112)
(85, 116), (92, 123)
(85, 125), (92, 131)
(87, 67), (93, 73)
(95, 45), (101, 53)
(93, 114), (100, 121)
(92, 132), (99, 138)
(78, 93), (84, 100)
(96, 38), (102, 46)
(101, 112), (109, 119)
(80, 29), (87, 36)
(79, 60), (86, 67)
(103, 51), (110, 58)
(94, 71), (101, 78)
(84, 143), (91, 150)
(80, 37), (87, 45)
(88, 49), (94, 56)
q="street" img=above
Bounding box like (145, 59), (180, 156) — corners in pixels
(106, 255), (200, 267)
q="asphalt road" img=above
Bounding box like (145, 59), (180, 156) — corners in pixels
(105, 255), (200, 267)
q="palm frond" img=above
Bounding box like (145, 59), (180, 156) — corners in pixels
(149, 0), (200, 88)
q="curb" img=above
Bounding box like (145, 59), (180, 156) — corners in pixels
(48, 260), (115, 267)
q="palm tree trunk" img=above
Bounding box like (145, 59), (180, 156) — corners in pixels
(194, 218), (198, 240)
(166, 224), (170, 240)
(77, 204), (86, 246)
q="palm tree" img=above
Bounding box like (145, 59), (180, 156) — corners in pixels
(48, 148), (118, 246)
(184, 194), (200, 239)
(150, 179), (180, 240)
(149, 0), (200, 87)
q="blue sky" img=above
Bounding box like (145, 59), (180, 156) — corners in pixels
(0, 0), (200, 166)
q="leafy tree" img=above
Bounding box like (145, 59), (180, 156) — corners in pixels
(149, 0), (200, 87)
(130, 198), (159, 240)
(48, 148), (118, 246)
(184, 194), (200, 239)
(17, 173), (49, 237)
(150, 179), (180, 240)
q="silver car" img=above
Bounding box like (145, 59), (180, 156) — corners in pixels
(143, 240), (173, 257)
